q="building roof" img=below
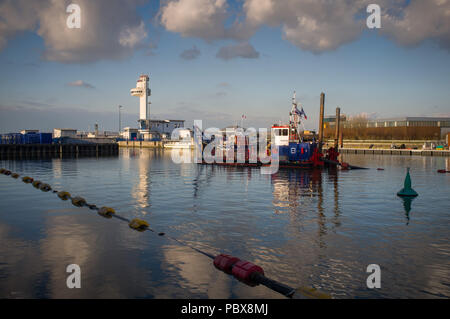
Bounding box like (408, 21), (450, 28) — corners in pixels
(369, 117), (450, 122)
(139, 119), (185, 123)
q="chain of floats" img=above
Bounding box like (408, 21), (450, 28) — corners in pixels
(0, 167), (330, 299)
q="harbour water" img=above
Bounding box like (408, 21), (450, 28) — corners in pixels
(0, 149), (449, 298)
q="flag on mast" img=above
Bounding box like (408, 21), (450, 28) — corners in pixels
(294, 105), (307, 120)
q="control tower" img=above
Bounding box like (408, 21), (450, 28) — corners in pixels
(131, 75), (151, 130)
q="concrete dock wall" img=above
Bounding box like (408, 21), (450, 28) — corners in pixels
(0, 143), (118, 159)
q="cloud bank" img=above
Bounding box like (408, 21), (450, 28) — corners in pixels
(0, 0), (449, 64)
(159, 0), (450, 53)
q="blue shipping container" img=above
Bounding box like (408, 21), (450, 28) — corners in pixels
(23, 133), (40, 144)
(5, 133), (23, 144)
(39, 133), (53, 144)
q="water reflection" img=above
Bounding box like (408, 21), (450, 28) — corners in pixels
(330, 168), (342, 229)
(270, 169), (336, 249)
(1, 150), (449, 298)
(271, 169), (322, 213)
(131, 149), (151, 210)
(400, 196), (416, 225)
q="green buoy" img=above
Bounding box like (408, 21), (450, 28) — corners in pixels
(397, 168), (418, 197)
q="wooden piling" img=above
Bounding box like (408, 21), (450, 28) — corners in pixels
(318, 92), (325, 152)
(335, 107), (341, 150)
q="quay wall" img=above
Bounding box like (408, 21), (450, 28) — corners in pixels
(0, 143), (118, 159)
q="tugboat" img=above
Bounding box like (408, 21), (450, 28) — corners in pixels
(269, 92), (326, 169)
(199, 92), (342, 169)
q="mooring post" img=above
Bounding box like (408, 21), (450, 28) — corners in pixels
(335, 107), (341, 150)
(318, 92), (325, 152)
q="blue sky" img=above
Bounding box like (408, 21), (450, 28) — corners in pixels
(0, 0), (449, 133)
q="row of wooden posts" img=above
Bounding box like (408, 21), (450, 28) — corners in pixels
(318, 92), (342, 153)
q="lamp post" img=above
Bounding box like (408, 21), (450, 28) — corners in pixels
(118, 105), (123, 133)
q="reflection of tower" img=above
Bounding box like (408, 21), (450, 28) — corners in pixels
(131, 150), (151, 210)
(131, 74), (151, 131)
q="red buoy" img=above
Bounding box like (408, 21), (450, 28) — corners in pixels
(437, 169), (447, 173)
(377, 168), (384, 171)
(213, 254), (240, 274)
(231, 260), (264, 282)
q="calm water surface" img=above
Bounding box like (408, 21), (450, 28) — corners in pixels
(0, 149), (449, 298)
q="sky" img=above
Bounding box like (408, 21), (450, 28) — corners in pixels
(0, 0), (449, 133)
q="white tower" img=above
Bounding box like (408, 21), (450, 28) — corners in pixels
(131, 75), (151, 121)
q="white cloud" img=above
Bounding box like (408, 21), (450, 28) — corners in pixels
(67, 80), (95, 89)
(381, 0), (450, 51)
(160, 0), (228, 41)
(119, 21), (148, 48)
(0, 0), (41, 51)
(243, 0), (365, 53)
(0, 0), (148, 63)
(216, 42), (259, 60)
(242, 0), (450, 53)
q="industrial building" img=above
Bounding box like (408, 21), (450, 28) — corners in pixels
(324, 116), (450, 139)
(323, 115), (347, 129)
(53, 128), (77, 138)
(130, 74), (185, 140)
(363, 117), (450, 130)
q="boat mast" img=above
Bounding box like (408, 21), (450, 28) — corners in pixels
(289, 91), (300, 142)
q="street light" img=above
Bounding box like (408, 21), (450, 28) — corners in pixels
(118, 105), (123, 133)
